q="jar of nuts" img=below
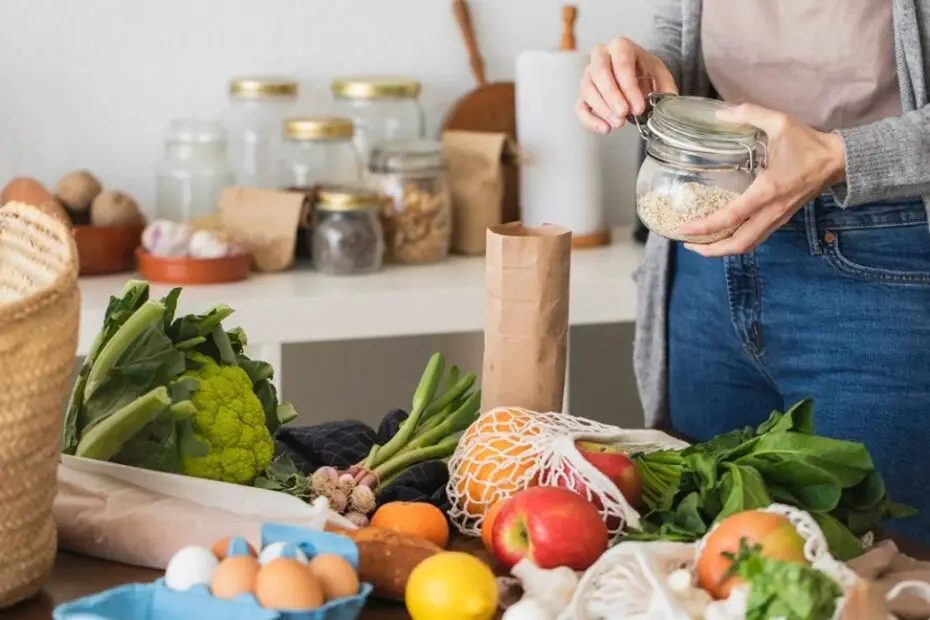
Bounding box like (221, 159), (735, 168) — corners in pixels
(369, 140), (452, 265)
(312, 185), (385, 276)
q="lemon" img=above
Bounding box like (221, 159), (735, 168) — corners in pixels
(405, 551), (499, 620)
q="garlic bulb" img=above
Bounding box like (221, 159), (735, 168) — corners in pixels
(142, 219), (190, 257)
(188, 229), (233, 259)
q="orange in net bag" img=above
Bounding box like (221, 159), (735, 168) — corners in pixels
(446, 407), (688, 537)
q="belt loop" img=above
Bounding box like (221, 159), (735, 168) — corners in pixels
(804, 199), (822, 256)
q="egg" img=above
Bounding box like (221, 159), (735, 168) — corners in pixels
(211, 555), (261, 599)
(258, 542), (308, 566)
(212, 536), (258, 560)
(255, 558), (324, 610)
(164, 546), (219, 592)
(1, 177), (55, 207)
(306, 554), (359, 601)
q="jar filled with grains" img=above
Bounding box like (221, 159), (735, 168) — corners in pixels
(369, 140), (452, 265)
(227, 77), (299, 188)
(330, 77), (425, 167)
(312, 185), (384, 276)
(631, 94), (766, 244)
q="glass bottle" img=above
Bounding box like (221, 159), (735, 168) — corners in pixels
(227, 77), (299, 188)
(330, 77), (425, 167)
(155, 119), (234, 223)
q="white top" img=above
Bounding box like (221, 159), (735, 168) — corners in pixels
(77, 227), (642, 356)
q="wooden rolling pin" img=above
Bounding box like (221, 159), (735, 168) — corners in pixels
(561, 5), (578, 52)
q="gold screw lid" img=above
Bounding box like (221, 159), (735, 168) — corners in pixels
(330, 76), (422, 100)
(317, 185), (382, 211)
(284, 116), (355, 141)
(229, 76), (299, 99)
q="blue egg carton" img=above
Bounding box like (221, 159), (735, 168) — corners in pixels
(54, 523), (374, 620)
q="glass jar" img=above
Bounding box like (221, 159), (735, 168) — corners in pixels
(279, 116), (362, 193)
(312, 185), (385, 276)
(155, 119), (234, 223)
(369, 140), (452, 265)
(330, 77), (425, 166)
(632, 94), (766, 244)
(227, 76), (299, 188)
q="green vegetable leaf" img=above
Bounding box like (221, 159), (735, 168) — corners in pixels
(168, 304), (235, 344)
(735, 432), (873, 488)
(812, 513), (864, 561)
(717, 463), (771, 520)
(770, 483), (842, 513)
(756, 399), (815, 436)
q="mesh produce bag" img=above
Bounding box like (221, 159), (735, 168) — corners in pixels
(445, 407), (687, 536)
(0, 204), (80, 607)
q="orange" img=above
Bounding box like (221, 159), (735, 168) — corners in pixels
(480, 499), (508, 553)
(370, 501), (450, 548)
(453, 408), (540, 517)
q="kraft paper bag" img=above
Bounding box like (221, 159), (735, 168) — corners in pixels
(442, 131), (521, 255)
(481, 222), (572, 412)
(218, 187), (307, 272)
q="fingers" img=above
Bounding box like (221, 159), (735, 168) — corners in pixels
(589, 45), (628, 127)
(680, 178), (775, 237)
(575, 97), (609, 134)
(650, 60), (679, 96)
(579, 67), (614, 126)
(607, 38), (642, 116)
(686, 205), (789, 257)
(717, 103), (789, 136)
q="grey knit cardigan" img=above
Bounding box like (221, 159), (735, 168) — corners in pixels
(634, 0), (930, 428)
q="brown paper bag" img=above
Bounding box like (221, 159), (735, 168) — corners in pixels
(218, 187), (307, 272)
(442, 131), (520, 255)
(482, 222), (572, 412)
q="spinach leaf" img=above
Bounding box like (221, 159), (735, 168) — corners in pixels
(735, 432), (873, 488)
(718, 463), (772, 520)
(769, 483), (842, 513)
(813, 513), (864, 561)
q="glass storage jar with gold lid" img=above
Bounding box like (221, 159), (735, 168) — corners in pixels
(369, 139), (452, 265)
(330, 77), (425, 166)
(312, 185), (385, 276)
(279, 116), (362, 193)
(632, 94), (766, 244)
(227, 76), (299, 188)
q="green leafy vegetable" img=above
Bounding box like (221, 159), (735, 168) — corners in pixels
(632, 399), (913, 559)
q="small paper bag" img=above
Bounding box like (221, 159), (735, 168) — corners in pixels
(442, 131), (520, 255)
(218, 187), (307, 272)
(481, 222), (572, 413)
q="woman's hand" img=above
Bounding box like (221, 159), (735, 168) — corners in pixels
(576, 37), (677, 134)
(682, 104), (847, 257)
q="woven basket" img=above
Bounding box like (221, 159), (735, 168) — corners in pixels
(0, 203), (79, 608)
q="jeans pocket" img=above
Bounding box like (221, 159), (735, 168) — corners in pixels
(822, 223), (930, 285)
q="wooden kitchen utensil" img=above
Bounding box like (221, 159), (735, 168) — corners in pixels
(561, 5), (578, 52)
(441, 0), (520, 225)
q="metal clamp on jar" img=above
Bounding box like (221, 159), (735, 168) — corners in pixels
(631, 93), (767, 244)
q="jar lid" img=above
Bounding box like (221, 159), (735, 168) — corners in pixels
(647, 96), (760, 160)
(164, 119), (227, 145)
(330, 77), (422, 100)
(317, 185), (382, 212)
(229, 77), (299, 99)
(369, 140), (444, 173)
(284, 117), (354, 141)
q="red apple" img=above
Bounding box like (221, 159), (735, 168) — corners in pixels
(491, 486), (608, 571)
(557, 441), (643, 510)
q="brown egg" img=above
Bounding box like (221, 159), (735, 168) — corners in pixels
(212, 536), (258, 560)
(255, 558), (324, 610)
(306, 554), (359, 601)
(211, 555), (260, 599)
(1, 177), (55, 207)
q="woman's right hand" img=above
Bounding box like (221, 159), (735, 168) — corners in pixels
(576, 37), (678, 134)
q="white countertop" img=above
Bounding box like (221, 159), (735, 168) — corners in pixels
(77, 227), (643, 356)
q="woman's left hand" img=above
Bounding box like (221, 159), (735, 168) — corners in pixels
(681, 104), (847, 257)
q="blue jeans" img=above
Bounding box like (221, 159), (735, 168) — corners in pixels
(669, 195), (930, 544)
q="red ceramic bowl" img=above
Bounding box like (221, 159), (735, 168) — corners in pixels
(135, 248), (251, 285)
(74, 224), (145, 276)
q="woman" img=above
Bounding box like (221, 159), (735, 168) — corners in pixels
(577, 0), (930, 544)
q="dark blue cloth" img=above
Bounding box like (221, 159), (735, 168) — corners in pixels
(275, 409), (450, 511)
(668, 194), (930, 543)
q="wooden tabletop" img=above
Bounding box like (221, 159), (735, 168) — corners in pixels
(3, 537), (494, 620)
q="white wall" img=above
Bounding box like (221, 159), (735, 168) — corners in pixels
(10, 0), (651, 427)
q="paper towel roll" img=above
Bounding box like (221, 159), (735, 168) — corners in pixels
(516, 50), (605, 240)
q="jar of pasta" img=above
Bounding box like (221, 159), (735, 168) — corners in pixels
(330, 77), (425, 166)
(369, 140), (451, 264)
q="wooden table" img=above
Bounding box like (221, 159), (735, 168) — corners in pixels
(3, 537), (494, 620)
